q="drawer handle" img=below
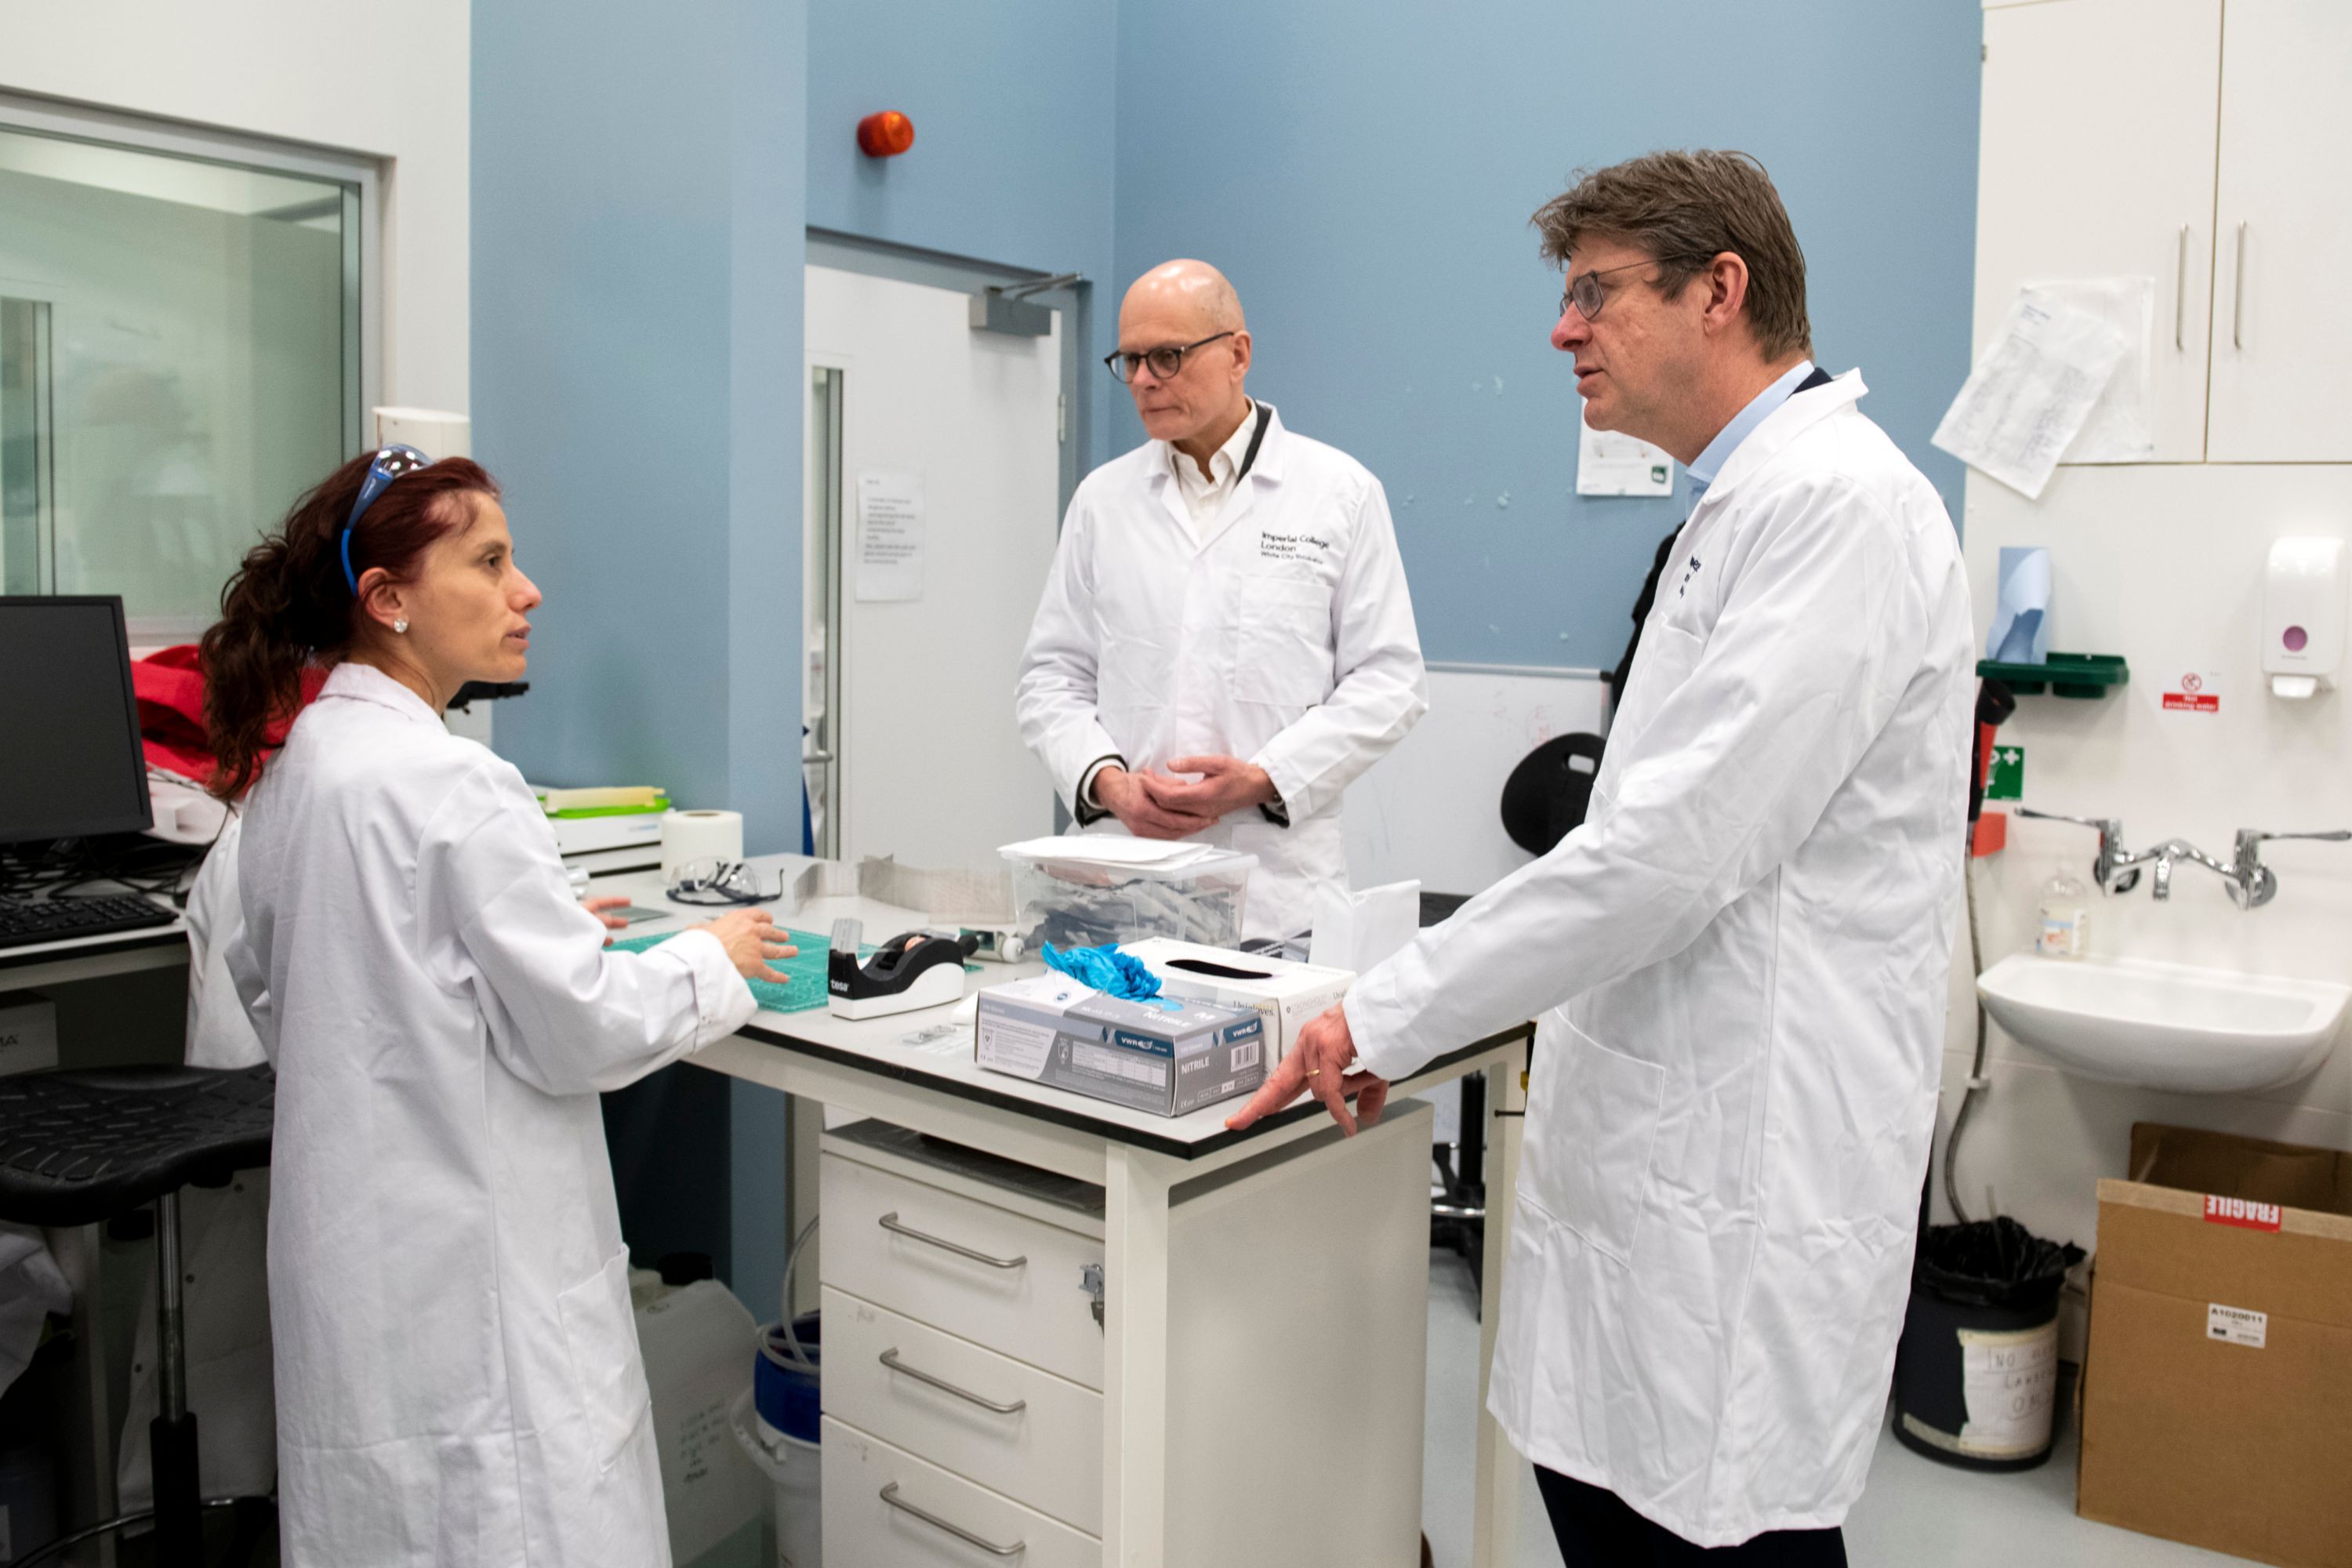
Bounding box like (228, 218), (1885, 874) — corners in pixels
(877, 1211), (1027, 1270)
(880, 1348), (1028, 1414)
(880, 1481), (1026, 1557)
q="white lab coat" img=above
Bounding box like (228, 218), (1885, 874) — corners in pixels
(227, 662), (755, 1567)
(1015, 404), (1428, 940)
(1348, 373), (1973, 1546)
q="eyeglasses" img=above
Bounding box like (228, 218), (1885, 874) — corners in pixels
(340, 445), (435, 596)
(1558, 255), (1712, 322)
(1104, 331), (1235, 384)
(665, 858), (784, 907)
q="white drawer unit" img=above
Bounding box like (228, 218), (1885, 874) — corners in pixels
(819, 1148), (1105, 1390)
(822, 1415), (1100, 1568)
(822, 1285), (1105, 1534)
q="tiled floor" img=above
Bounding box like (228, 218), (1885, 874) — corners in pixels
(1417, 1250), (2245, 1568)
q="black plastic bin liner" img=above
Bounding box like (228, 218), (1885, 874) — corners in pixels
(1893, 1218), (2085, 1472)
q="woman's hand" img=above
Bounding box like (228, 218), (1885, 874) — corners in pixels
(581, 895), (631, 947)
(689, 909), (798, 983)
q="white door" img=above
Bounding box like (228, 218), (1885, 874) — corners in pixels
(2207, 0), (2352, 463)
(1975, 0), (2223, 463)
(804, 264), (1062, 870)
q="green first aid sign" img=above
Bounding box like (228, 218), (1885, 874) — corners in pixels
(1985, 744), (2024, 801)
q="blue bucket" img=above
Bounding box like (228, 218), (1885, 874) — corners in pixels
(753, 1312), (822, 1444)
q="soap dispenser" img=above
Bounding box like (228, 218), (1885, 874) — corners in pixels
(2264, 536), (2346, 700)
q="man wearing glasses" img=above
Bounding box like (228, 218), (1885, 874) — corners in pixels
(1231, 152), (1973, 1563)
(1016, 259), (1426, 944)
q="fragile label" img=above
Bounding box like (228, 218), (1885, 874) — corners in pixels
(2207, 1303), (2267, 1348)
(2204, 1194), (2284, 1232)
(1956, 1322), (2060, 1458)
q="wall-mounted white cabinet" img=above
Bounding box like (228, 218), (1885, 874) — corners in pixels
(1976, 0), (2349, 465)
(2206, 0), (2352, 462)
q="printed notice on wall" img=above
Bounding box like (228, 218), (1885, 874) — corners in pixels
(1955, 1322), (2060, 1459)
(2161, 669), (2223, 715)
(1932, 289), (2129, 500)
(855, 470), (925, 602)
(1577, 403), (1675, 497)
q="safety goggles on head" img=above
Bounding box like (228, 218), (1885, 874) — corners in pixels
(340, 445), (435, 595)
(1103, 330), (1234, 384)
(665, 858), (784, 907)
(1559, 253), (1713, 322)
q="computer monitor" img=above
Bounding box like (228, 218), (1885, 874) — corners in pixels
(0, 596), (153, 846)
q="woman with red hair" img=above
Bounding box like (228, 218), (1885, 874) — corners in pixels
(205, 448), (791, 1565)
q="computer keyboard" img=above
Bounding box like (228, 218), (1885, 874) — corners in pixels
(0, 894), (180, 951)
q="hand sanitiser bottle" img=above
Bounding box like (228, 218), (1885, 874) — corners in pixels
(2037, 865), (2089, 959)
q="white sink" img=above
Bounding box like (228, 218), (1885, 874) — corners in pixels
(1976, 953), (2350, 1094)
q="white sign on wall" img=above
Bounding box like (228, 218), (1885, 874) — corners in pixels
(1576, 403), (1675, 497)
(855, 470), (926, 602)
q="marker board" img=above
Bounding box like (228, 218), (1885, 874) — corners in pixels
(1342, 665), (1610, 899)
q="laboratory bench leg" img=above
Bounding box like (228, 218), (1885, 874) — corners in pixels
(1471, 1054), (1527, 1568)
(1102, 1143), (1176, 1567)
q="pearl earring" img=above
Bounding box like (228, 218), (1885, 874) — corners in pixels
(393, 618), (408, 634)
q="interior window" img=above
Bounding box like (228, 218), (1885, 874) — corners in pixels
(0, 121), (361, 635)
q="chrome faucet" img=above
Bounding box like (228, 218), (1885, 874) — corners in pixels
(2140, 837), (2238, 902)
(2228, 829), (2352, 909)
(2016, 809), (2350, 909)
(2013, 808), (2145, 895)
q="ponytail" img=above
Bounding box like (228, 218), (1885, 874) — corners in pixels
(201, 449), (499, 800)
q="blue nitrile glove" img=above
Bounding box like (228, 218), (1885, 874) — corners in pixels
(1039, 942), (1163, 1000)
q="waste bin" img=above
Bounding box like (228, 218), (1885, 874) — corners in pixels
(1893, 1217), (2084, 1471)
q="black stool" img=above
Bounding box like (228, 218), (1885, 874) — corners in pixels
(0, 1065), (275, 1566)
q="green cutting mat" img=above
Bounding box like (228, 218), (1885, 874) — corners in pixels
(610, 927), (838, 1014)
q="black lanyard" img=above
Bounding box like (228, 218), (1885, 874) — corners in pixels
(1235, 402), (1272, 481)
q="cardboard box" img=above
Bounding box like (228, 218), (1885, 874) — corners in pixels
(1119, 938), (1352, 1065)
(975, 973), (1265, 1117)
(2076, 1123), (2352, 1568)
(0, 991), (57, 1076)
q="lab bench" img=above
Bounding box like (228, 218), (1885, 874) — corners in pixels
(9, 861), (1535, 1567)
(588, 853), (1534, 1568)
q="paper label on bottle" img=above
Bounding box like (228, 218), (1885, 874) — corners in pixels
(1956, 1322), (2060, 1457)
(2036, 911), (2086, 958)
(2207, 1303), (2267, 1348)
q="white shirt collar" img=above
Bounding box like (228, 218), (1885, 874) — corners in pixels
(320, 659), (445, 728)
(1167, 400), (1260, 535)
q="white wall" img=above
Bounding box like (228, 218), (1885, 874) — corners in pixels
(0, 0), (470, 412)
(1344, 667), (1610, 896)
(1938, 463), (2352, 1251)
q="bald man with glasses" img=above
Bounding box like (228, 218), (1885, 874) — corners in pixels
(1014, 259), (1427, 945)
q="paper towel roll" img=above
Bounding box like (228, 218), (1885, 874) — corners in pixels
(662, 810), (744, 877)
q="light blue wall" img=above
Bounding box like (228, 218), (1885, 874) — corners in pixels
(474, 0), (807, 1319)
(474, 0), (806, 855)
(804, 0), (1122, 468)
(1113, 0), (1983, 668)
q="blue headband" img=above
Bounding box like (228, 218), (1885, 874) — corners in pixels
(340, 444), (436, 595)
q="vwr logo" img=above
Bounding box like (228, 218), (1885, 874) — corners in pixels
(2204, 1194), (2283, 1232)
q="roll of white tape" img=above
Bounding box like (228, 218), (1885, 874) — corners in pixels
(662, 809), (745, 877)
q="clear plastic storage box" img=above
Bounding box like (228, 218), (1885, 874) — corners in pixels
(1000, 841), (1257, 952)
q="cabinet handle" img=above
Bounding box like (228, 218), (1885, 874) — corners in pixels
(879, 1482), (1027, 1557)
(880, 1348), (1028, 1414)
(877, 1211), (1027, 1269)
(2233, 221), (2248, 350)
(2174, 225), (2189, 350)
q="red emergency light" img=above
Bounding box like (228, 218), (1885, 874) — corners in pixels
(857, 112), (915, 158)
